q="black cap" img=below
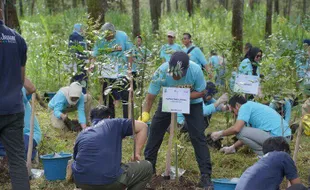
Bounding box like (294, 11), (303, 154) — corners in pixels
(168, 51), (190, 77)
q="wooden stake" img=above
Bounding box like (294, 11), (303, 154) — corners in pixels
(128, 61), (136, 160)
(165, 113), (176, 179)
(293, 118), (303, 162)
(175, 143), (179, 183)
(27, 93), (36, 176)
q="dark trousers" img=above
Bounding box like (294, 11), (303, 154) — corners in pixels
(76, 160), (153, 190)
(0, 113), (30, 190)
(101, 78), (120, 118)
(144, 100), (212, 175)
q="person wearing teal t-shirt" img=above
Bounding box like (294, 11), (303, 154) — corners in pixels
(159, 31), (182, 63)
(209, 50), (225, 86)
(182, 33), (208, 71)
(139, 51), (214, 189)
(92, 23), (133, 118)
(238, 47), (262, 76)
(211, 95), (292, 156)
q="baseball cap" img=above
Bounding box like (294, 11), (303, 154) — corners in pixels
(168, 51), (189, 77)
(167, 31), (176, 37)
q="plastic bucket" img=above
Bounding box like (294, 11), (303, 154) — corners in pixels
(40, 153), (72, 181)
(212, 178), (238, 190)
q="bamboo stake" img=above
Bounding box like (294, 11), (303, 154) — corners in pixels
(164, 113), (176, 179)
(27, 93), (36, 176)
(293, 118), (303, 162)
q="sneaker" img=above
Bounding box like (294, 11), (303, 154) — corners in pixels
(197, 174), (214, 190)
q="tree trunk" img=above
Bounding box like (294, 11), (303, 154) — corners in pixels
(6, 0), (21, 33)
(87, 0), (105, 29)
(150, 0), (162, 33)
(19, 0), (23, 17)
(175, 0), (178, 11)
(219, 0), (225, 7)
(162, 0), (165, 14)
(249, 0), (260, 11)
(132, 0), (140, 37)
(30, 0), (35, 15)
(196, 0), (200, 8)
(119, 0), (126, 12)
(167, 0), (171, 13)
(274, 0), (279, 15)
(186, 0), (193, 17)
(265, 0), (272, 39)
(284, 0), (291, 18)
(46, 0), (54, 14)
(225, 0), (229, 10)
(72, 0), (77, 8)
(303, 0), (307, 16)
(232, 0), (244, 59)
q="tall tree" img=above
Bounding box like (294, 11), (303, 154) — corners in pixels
(274, 0), (279, 15)
(119, 0), (126, 12)
(265, 0), (272, 39)
(19, 0), (23, 17)
(232, 0), (244, 58)
(162, 0), (165, 14)
(132, 0), (140, 37)
(150, 0), (162, 33)
(196, 0), (200, 8)
(283, 0), (291, 18)
(81, 0), (85, 7)
(72, 0), (77, 8)
(175, 0), (178, 11)
(249, 0), (260, 11)
(87, 0), (105, 29)
(303, 0), (306, 16)
(6, 0), (21, 33)
(186, 0), (194, 16)
(167, 0), (171, 13)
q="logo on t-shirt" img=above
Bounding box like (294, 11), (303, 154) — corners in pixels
(177, 84), (193, 91)
(0, 33), (16, 44)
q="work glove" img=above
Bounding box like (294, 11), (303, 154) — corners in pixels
(211, 130), (223, 141)
(216, 93), (229, 105)
(138, 112), (150, 123)
(220, 145), (236, 154)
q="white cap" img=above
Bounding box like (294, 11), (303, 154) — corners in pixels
(167, 31), (176, 37)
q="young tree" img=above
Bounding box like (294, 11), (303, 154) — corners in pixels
(132, 0), (140, 37)
(167, 0), (171, 13)
(186, 0), (194, 16)
(232, 0), (244, 59)
(265, 0), (272, 39)
(274, 0), (279, 15)
(87, 0), (105, 29)
(150, 0), (162, 33)
(6, 0), (21, 33)
(19, 0), (23, 17)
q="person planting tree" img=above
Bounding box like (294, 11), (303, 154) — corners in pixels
(139, 51), (215, 189)
(48, 82), (92, 130)
(235, 137), (306, 190)
(92, 22), (133, 118)
(70, 105), (153, 190)
(211, 94), (292, 156)
(159, 31), (182, 63)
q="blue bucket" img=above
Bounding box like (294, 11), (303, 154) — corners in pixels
(40, 153), (72, 181)
(212, 178), (238, 190)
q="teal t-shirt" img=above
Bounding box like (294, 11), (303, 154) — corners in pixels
(238, 58), (260, 76)
(93, 30), (133, 78)
(160, 43), (182, 62)
(148, 61), (206, 104)
(237, 101), (291, 137)
(22, 88), (42, 144)
(269, 99), (292, 124)
(183, 45), (207, 68)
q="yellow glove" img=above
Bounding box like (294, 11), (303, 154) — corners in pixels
(138, 112), (150, 123)
(302, 114), (310, 136)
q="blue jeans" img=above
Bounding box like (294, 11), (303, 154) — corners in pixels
(144, 99), (212, 175)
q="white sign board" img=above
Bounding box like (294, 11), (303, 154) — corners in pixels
(162, 87), (190, 114)
(234, 74), (260, 95)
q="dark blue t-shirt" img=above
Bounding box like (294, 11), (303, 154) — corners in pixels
(72, 118), (133, 185)
(0, 20), (27, 115)
(235, 151), (298, 190)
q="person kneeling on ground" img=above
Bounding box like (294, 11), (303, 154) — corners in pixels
(211, 95), (292, 156)
(235, 137), (306, 190)
(48, 82), (91, 130)
(71, 105), (153, 190)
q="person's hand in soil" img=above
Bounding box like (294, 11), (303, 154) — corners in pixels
(220, 145), (236, 154)
(211, 130), (223, 141)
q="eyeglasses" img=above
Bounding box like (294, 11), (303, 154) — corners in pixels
(167, 36), (174, 38)
(182, 38), (189, 40)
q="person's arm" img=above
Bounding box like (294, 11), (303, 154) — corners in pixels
(143, 93), (156, 113)
(222, 120), (245, 136)
(49, 92), (66, 120)
(21, 67), (25, 84)
(20, 37), (27, 84)
(24, 78), (36, 95)
(133, 120), (148, 160)
(289, 178), (301, 185)
(192, 65), (207, 99)
(285, 100), (292, 123)
(190, 90), (206, 99)
(77, 95), (87, 128)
